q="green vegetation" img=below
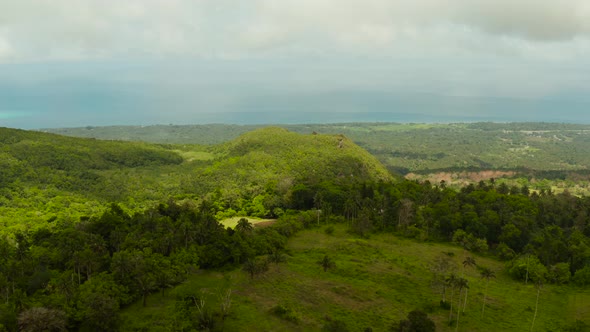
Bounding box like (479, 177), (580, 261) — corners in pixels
(219, 217), (275, 229)
(119, 224), (589, 331)
(45, 122), (590, 194)
(0, 126), (389, 233)
(2, 124), (590, 331)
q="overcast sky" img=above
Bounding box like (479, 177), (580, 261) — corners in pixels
(1, 0), (590, 128)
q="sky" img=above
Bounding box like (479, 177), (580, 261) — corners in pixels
(1, 0), (590, 128)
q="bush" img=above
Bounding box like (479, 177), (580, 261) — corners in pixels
(439, 300), (451, 310)
(270, 305), (300, 324)
(562, 320), (590, 332)
(394, 310), (435, 332)
(496, 242), (516, 260)
(471, 237), (489, 253)
(324, 225), (335, 235)
(548, 263), (571, 284)
(404, 226), (421, 239)
(322, 319), (349, 332)
(452, 229), (488, 253)
(507, 255), (547, 283)
(573, 266), (590, 286)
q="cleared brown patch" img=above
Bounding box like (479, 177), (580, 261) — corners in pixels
(254, 220), (276, 228)
(406, 170), (516, 184)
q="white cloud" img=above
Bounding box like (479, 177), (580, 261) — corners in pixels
(0, 0), (589, 63)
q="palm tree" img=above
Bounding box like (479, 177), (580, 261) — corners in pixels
(462, 257), (476, 312)
(455, 277), (468, 332)
(446, 273), (458, 322)
(235, 218), (253, 234)
(480, 267), (496, 318)
(462, 257), (476, 275)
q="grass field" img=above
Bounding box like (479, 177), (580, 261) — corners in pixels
(219, 217), (276, 229)
(120, 224), (590, 331)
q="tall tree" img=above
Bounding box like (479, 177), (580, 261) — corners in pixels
(431, 254), (455, 303)
(398, 199), (414, 230)
(462, 256), (476, 312)
(446, 273), (458, 323)
(480, 267), (496, 319)
(235, 218), (253, 235)
(455, 277), (468, 331)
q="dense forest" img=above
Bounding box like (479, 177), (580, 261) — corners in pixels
(45, 122), (590, 195)
(1, 126), (589, 331)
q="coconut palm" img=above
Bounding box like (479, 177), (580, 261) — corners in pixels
(235, 218), (253, 234)
(462, 256), (476, 312)
(462, 256), (476, 274)
(455, 277), (468, 331)
(480, 267), (496, 318)
(446, 273), (458, 322)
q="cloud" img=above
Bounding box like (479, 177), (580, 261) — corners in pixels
(0, 0), (589, 63)
(451, 0), (590, 41)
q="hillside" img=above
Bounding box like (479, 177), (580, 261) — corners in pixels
(0, 127), (187, 232)
(181, 127), (394, 221)
(0, 127), (392, 232)
(120, 224), (590, 331)
(43, 122), (590, 194)
(1, 126), (590, 331)
(197, 127), (391, 192)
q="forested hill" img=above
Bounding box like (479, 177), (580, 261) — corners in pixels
(0, 127), (392, 232)
(43, 122), (590, 189)
(0, 126), (183, 191)
(199, 127), (392, 192)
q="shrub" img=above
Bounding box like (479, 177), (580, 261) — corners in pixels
(404, 226), (421, 239)
(507, 255), (547, 283)
(394, 310), (435, 332)
(270, 305), (300, 324)
(322, 319), (349, 332)
(496, 242), (516, 260)
(573, 266), (590, 286)
(324, 225), (335, 235)
(562, 320), (590, 332)
(548, 263), (571, 284)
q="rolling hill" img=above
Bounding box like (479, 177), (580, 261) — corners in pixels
(0, 127), (392, 232)
(43, 122), (590, 194)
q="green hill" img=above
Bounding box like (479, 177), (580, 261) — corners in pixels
(0, 127), (183, 190)
(0, 127), (186, 232)
(44, 122), (590, 195)
(0, 127), (393, 232)
(199, 127), (391, 191)
(183, 127), (393, 219)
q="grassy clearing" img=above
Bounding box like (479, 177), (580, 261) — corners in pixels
(120, 224), (589, 331)
(220, 216), (276, 229)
